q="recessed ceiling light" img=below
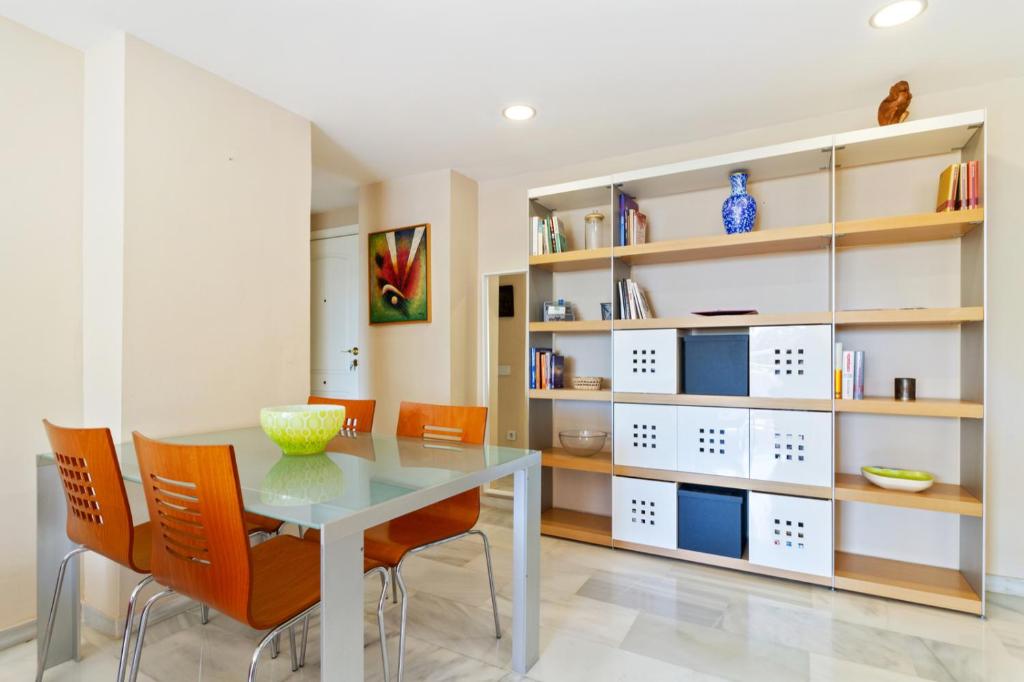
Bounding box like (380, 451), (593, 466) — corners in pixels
(870, 0), (927, 28)
(503, 104), (536, 121)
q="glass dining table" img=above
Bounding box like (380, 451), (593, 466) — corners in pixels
(36, 427), (542, 681)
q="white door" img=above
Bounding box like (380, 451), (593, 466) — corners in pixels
(311, 233), (359, 398)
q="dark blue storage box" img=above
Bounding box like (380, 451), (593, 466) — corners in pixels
(683, 333), (749, 396)
(677, 485), (747, 558)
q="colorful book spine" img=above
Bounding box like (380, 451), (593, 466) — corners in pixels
(853, 351), (865, 400)
(841, 351), (854, 400)
(552, 355), (564, 389)
(834, 342), (843, 399)
(529, 347), (536, 389)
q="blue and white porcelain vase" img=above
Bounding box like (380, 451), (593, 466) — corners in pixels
(722, 170), (757, 234)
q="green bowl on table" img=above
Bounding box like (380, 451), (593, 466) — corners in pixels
(260, 404), (346, 456)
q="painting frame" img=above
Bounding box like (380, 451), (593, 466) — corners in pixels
(367, 223), (431, 325)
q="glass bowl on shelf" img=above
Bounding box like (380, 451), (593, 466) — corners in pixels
(558, 430), (607, 457)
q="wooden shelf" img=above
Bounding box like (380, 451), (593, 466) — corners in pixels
(616, 466), (831, 499)
(615, 392), (832, 412)
(543, 449), (612, 474)
(834, 552), (981, 614)
(529, 388), (611, 402)
(529, 248), (612, 272)
(835, 397), (983, 419)
(614, 311), (831, 330)
(834, 473), (981, 516)
(613, 222), (832, 266)
(836, 307), (984, 327)
(615, 540), (832, 587)
(835, 209), (983, 248)
(529, 320), (612, 333)
(541, 508), (612, 546)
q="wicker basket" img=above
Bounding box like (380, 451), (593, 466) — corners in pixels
(571, 376), (603, 391)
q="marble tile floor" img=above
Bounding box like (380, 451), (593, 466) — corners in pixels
(6, 505), (1024, 681)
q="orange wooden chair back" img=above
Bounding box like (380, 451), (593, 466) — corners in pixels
(132, 432), (253, 624)
(395, 401), (488, 528)
(42, 420), (144, 572)
(307, 396), (376, 433)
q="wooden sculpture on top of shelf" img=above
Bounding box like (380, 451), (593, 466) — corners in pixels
(878, 80), (912, 126)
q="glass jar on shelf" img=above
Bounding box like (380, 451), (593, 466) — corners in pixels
(584, 211), (605, 250)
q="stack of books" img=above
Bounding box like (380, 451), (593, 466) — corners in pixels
(936, 160), (980, 212)
(618, 192), (648, 246)
(616, 279), (653, 320)
(531, 216), (568, 255)
(529, 348), (564, 389)
(834, 342), (864, 400)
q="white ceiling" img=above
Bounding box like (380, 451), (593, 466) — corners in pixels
(4, 0), (1024, 211)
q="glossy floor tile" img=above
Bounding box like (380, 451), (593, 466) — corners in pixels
(7, 505), (1024, 681)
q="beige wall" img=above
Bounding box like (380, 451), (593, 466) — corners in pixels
(478, 76), (1024, 580)
(496, 274), (527, 447)
(121, 35), (311, 438)
(358, 170), (478, 433)
(311, 205), (359, 231)
(0, 17), (83, 633)
(33, 33), (310, 626)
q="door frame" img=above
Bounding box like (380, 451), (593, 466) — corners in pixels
(480, 268), (528, 499)
(311, 224), (359, 241)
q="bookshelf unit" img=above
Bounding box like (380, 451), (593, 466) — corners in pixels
(526, 110), (987, 615)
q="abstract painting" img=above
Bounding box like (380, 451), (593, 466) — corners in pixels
(368, 223), (430, 324)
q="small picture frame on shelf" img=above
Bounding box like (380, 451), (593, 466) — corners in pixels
(600, 303), (612, 320)
(543, 300), (575, 322)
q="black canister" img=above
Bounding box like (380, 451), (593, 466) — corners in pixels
(895, 377), (916, 401)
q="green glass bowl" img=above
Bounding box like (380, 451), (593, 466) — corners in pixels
(861, 466), (935, 492)
(260, 405), (345, 456)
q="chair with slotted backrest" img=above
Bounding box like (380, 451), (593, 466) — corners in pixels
(38, 421), (153, 682)
(128, 432), (391, 682)
(365, 401), (496, 682)
(308, 395), (376, 433)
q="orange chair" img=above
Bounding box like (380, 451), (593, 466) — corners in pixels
(126, 433), (392, 682)
(38, 421), (153, 682)
(308, 395), (377, 433)
(368, 401), (497, 681)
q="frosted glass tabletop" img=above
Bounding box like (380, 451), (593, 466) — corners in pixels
(38, 428), (538, 531)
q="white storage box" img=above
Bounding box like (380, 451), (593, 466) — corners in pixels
(750, 410), (832, 487)
(612, 476), (678, 549)
(676, 406), (750, 478)
(613, 330), (680, 394)
(749, 325), (832, 399)
(614, 403), (677, 471)
(748, 492), (832, 577)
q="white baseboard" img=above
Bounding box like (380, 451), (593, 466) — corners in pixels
(83, 593), (200, 638)
(0, 619), (36, 652)
(987, 574), (1024, 597)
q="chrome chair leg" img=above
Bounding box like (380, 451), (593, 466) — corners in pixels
(247, 603), (319, 682)
(470, 529), (502, 639)
(288, 625), (299, 672)
(270, 632), (280, 659)
(200, 603), (210, 625)
(115, 575), (154, 682)
(247, 628), (277, 682)
(390, 566), (399, 603)
(35, 546), (87, 682)
(396, 561), (410, 682)
(128, 587), (175, 682)
(298, 614), (310, 668)
(370, 567), (391, 682)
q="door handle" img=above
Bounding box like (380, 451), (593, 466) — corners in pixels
(343, 347), (359, 356)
